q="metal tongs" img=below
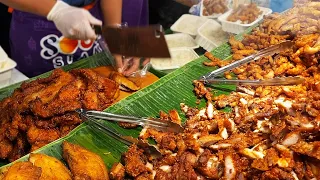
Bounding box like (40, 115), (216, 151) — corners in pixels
(202, 77), (305, 86)
(200, 41), (305, 86)
(76, 109), (184, 158)
(201, 41), (295, 80)
(77, 109), (183, 133)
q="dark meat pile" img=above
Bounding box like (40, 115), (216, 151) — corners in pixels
(110, 3), (320, 180)
(0, 68), (120, 162)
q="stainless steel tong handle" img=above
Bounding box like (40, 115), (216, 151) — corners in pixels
(200, 41), (294, 80)
(77, 109), (162, 158)
(202, 77), (305, 86)
(77, 109), (183, 133)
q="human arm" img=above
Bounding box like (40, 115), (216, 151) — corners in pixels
(99, 0), (150, 76)
(100, 0), (122, 26)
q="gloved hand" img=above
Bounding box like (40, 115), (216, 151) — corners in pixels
(114, 55), (150, 76)
(47, 1), (102, 40)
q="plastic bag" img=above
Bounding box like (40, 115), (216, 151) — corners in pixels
(189, 1), (202, 15)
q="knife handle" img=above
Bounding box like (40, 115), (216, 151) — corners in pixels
(93, 25), (102, 35)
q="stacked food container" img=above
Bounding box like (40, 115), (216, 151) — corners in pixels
(151, 0), (272, 73)
(0, 46), (17, 87)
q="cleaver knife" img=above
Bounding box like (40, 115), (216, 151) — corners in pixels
(94, 25), (171, 58)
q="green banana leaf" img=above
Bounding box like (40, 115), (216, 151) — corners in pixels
(0, 26), (254, 169)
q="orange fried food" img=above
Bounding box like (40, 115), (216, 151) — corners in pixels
(109, 72), (140, 92)
(27, 126), (60, 151)
(109, 163), (125, 180)
(30, 78), (83, 118)
(29, 153), (72, 180)
(1, 162), (42, 180)
(202, 0), (228, 15)
(227, 3), (262, 24)
(203, 52), (231, 67)
(123, 144), (151, 178)
(0, 68), (121, 162)
(71, 69), (119, 110)
(62, 141), (109, 180)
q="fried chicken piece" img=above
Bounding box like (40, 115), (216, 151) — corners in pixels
(18, 69), (75, 114)
(72, 69), (119, 111)
(196, 149), (222, 179)
(30, 78), (83, 118)
(203, 52), (230, 67)
(0, 138), (13, 159)
(27, 126), (60, 151)
(123, 144), (150, 177)
(8, 134), (29, 162)
(261, 168), (296, 180)
(171, 151), (198, 180)
(193, 80), (212, 101)
(109, 163), (125, 180)
(29, 153), (72, 180)
(1, 162), (42, 180)
(290, 141), (320, 160)
(62, 141), (109, 180)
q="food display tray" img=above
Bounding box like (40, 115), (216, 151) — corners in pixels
(218, 5), (272, 34)
(0, 47), (17, 87)
(150, 48), (199, 72)
(170, 14), (208, 37)
(195, 19), (229, 51)
(165, 33), (199, 49)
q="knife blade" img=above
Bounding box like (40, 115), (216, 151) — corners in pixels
(95, 25), (171, 58)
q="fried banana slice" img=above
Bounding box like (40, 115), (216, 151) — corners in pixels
(62, 141), (109, 180)
(1, 162), (42, 180)
(29, 153), (72, 180)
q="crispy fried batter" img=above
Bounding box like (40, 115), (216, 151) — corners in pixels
(62, 141), (109, 180)
(1, 162), (42, 180)
(227, 3), (262, 24)
(0, 68), (120, 162)
(29, 153), (72, 180)
(109, 163), (125, 180)
(202, 0), (228, 15)
(123, 144), (151, 177)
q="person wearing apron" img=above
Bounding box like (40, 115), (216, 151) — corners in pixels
(3, 0), (148, 77)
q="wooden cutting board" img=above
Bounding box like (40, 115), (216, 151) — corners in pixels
(93, 66), (159, 103)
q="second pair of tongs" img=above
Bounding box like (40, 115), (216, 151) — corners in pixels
(76, 109), (162, 158)
(201, 77), (305, 86)
(77, 109), (183, 133)
(200, 41), (294, 80)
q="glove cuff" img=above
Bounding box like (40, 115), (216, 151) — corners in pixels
(47, 0), (70, 21)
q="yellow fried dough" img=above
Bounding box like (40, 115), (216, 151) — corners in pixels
(29, 153), (72, 180)
(62, 141), (109, 180)
(2, 162), (41, 180)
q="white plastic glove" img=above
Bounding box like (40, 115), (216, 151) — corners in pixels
(47, 1), (102, 40)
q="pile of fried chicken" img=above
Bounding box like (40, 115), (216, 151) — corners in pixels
(0, 68), (139, 162)
(109, 2), (320, 179)
(0, 141), (110, 180)
(227, 3), (262, 24)
(202, 0), (228, 16)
